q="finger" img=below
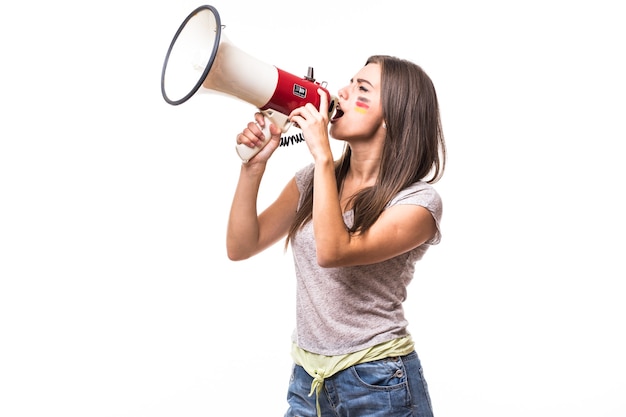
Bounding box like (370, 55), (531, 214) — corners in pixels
(289, 114), (303, 129)
(318, 88), (328, 117)
(247, 121), (265, 141)
(237, 123), (265, 148)
(236, 132), (255, 148)
(268, 122), (282, 137)
(254, 112), (265, 127)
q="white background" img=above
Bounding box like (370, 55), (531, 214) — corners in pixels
(1, 1), (624, 416)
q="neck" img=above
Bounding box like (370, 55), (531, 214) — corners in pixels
(346, 159), (379, 186)
(345, 141), (382, 185)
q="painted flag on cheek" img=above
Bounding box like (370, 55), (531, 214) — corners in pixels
(355, 100), (370, 114)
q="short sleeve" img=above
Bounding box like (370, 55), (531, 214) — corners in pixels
(294, 163), (314, 193)
(387, 182), (443, 245)
(294, 163), (315, 210)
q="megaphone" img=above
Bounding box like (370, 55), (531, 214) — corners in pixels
(161, 5), (338, 162)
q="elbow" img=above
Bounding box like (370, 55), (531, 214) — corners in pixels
(317, 258), (338, 268)
(226, 245), (251, 262)
(316, 249), (343, 268)
(227, 252), (246, 262)
(315, 239), (352, 268)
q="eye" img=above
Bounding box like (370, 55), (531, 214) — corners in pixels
(358, 85), (369, 93)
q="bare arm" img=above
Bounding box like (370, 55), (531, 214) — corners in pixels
(226, 115), (300, 260)
(308, 156), (437, 267)
(226, 172), (299, 260)
(290, 91), (437, 267)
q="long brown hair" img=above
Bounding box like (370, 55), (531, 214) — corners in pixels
(286, 55), (446, 246)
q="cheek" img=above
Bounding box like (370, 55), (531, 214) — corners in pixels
(352, 98), (381, 120)
(354, 101), (370, 114)
(330, 114), (381, 139)
(358, 106), (384, 130)
(330, 102), (384, 138)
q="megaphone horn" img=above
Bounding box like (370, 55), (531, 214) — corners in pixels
(161, 5), (337, 162)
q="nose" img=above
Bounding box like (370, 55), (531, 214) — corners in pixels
(337, 85), (348, 100)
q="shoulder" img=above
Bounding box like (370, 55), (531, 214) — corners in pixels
(388, 182), (442, 219)
(387, 182), (443, 244)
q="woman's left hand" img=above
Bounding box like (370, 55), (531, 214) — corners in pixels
(288, 89), (333, 161)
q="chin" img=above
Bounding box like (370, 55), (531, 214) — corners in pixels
(329, 124), (343, 139)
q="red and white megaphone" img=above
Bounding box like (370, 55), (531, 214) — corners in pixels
(161, 5), (337, 162)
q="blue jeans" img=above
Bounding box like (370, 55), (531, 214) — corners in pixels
(284, 351), (434, 417)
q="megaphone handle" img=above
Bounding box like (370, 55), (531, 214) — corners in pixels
(235, 116), (272, 163)
(235, 111), (291, 163)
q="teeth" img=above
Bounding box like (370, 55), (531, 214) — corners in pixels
(329, 96), (340, 118)
(329, 103), (340, 120)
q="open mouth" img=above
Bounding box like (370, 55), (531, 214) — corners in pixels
(331, 107), (344, 123)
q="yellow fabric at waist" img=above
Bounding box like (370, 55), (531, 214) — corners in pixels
(291, 336), (415, 417)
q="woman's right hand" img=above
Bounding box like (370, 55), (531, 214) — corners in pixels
(236, 113), (282, 164)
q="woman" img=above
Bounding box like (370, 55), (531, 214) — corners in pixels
(227, 55), (446, 417)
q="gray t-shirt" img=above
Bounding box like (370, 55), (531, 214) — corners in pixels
(291, 163), (443, 356)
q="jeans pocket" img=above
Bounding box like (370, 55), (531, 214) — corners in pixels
(351, 357), (407, 388)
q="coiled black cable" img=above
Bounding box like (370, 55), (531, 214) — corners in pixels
(279, 131), (305, 147)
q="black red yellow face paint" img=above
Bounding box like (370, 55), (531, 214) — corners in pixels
(355, 97), (370, 114)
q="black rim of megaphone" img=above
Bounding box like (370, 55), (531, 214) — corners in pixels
(161, 5), (221, 105)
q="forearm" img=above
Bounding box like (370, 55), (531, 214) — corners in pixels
(226, 163), (266, 260)
(312, 157), (350, 266)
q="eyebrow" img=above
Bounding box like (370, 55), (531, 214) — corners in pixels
(351, 78), (375, 87)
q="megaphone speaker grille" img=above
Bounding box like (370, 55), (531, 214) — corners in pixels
(161, 5), (222, 105)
